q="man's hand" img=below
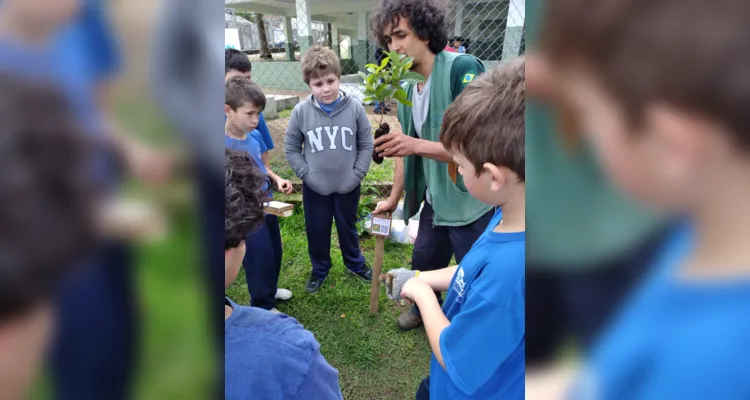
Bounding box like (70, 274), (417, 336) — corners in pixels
(373, 199), (397, 215)
(380, 268), (417, 301)
(275, 178), (293, 195)
(400, 277), (434, 305)
(375, 132), (418, 158)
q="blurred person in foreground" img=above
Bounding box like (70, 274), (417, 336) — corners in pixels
(224, 149), (343, 400)
(0, 76), (97, 400)
(527, 0), (750, 398)
(523, 0), (670, 373)
(384, 58), (526, 400)
(0, 0), (168, 398)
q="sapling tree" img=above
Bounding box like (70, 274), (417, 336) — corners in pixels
(359, 50), (426, 164)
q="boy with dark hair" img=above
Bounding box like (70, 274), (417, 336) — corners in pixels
(285, 45), (374, 293)
(528, 0), (750, 398)
(0, 75), (98, 399)
(224, 149), (343, 400)
(370, 0), (496, 330)
(385, 58), (526, 399)
(224, 49), (276, 165)
(226, 77), (293, 311)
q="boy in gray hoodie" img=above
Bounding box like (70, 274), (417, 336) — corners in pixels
(285, 45), (374, 293)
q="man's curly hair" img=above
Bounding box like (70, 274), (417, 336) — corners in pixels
(0, 75), (98, 322)
(370, 0), (448, 55)
(225, 149), (266, 249)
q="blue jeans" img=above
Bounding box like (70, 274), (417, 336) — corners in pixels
(303, 183), (365, 279)
(50, 242), (138, 400)
(244, 213), (282, 310)
(416, 376), (430, 400)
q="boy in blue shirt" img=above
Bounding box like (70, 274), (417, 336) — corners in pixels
(225, 77), (293, 311)
(225, 48), (275, 152)
(384, 58), (526, 399)
(530, 0), (750, 398)
(224, 149), (343, 400)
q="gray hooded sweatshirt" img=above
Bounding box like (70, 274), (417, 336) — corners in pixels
(285, 93), (373, 196)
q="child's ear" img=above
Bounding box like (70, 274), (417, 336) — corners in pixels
(483, 163), (507, 192)
(224, 104), (231, 115)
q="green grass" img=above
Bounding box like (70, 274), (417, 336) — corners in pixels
(226, 206), (432, 399)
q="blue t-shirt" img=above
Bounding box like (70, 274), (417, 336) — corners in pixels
(571, 225), (750, 400)
(224, 298), (343, 400)
(430, 208), (526, 399)
(225, 130), (271, 196)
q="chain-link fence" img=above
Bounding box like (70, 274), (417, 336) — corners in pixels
(225, 0), (525, 190)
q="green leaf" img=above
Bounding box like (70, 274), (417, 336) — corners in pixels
(363, 96), (377, 102)
(358, 71), (368, 81)
(365, 63), (379, 70)
(401, 71), (426, 84)
(394, 88), (409, 103)
(366, 74), (377, 85)
(363, 89), (376, 97)
(402, 99), (413, 107)
(375, 85), (386, 97)
(378, 57), (389, 71)
(383, 86), (396, 99)
(367, 67), (377, 74)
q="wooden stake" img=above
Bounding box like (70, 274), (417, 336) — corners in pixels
(369, 235), (386, 315)
(368, 213), (392, 315)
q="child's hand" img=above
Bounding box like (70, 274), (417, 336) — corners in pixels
(400, 277), (433, 305)
(276, 178), (293, 195)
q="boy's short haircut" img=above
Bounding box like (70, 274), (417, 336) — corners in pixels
(441, 57), (525, 180)
(0, 75), (97, 322)
(225, 149), (266, 249)
(300, 45), (341, 84)
(225, 49), (252, 74)
(370, 0), (448, 55)
(540, 0), (750, 149)
(225, 77), (266, 111)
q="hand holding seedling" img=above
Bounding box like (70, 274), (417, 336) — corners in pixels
(360, 51), (426, 163)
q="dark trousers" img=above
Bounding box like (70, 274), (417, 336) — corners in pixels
(526, 223), (675, 367)
(410, 202), (494, 316)
(303, 183), (365, 279)
(244, 213), (282, 310)
(415, 376), (431, 400)
(50, 243), (138, 400)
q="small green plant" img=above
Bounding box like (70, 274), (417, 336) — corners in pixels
(360, 51), (426, 164)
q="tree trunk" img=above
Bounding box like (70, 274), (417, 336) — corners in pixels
(255, 13), (272, 60)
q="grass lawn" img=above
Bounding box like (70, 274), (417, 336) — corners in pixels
(226, 206), (432, 399)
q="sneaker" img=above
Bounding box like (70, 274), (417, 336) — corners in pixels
(306, 276), (326, 293)
(275, 288), (293, 301)
(346, 264), (373, 282)
(270, 308), (282, 314)
(397, 309), (423, 330)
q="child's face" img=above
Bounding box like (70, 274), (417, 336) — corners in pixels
(562, 70), (708, 210)
(309, 73), (340, 104)
(385, 18), (431, 67)
(453, 151), (509, 206)
(225, 101), (261, 133)
(225, 242), (246, 289)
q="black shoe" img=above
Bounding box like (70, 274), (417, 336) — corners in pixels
(306, 276), (326, 293)
(346, 264), (373, 282)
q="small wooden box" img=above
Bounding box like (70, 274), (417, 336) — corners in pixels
(264, 201), (294, 217)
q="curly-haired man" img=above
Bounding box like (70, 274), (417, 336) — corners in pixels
(370, 0), (496, 331)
